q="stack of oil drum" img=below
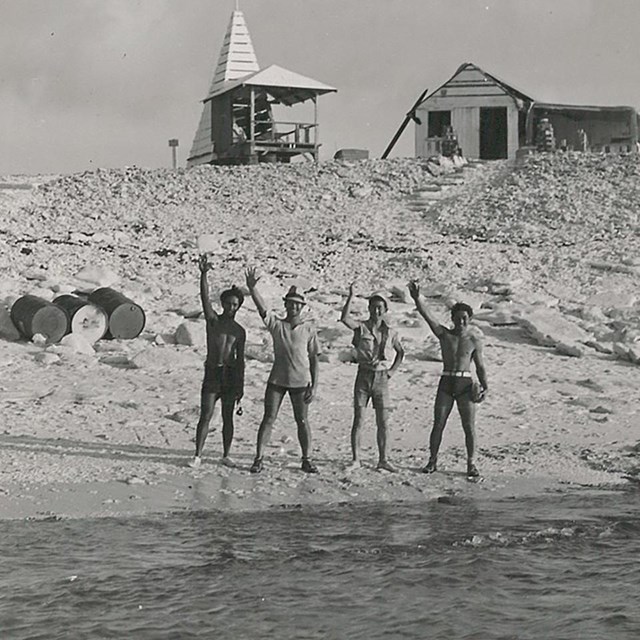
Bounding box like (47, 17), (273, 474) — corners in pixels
(10, 288), (145, 344)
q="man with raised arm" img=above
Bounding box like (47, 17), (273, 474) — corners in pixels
(245, 267), (320, 474)
(408, 280), (488, 479)
(189, 254), (246, 469)
(340, 282), (404, 472)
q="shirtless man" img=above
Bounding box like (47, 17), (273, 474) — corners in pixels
(340, 283), (404, 472)
(188, 254), (246, 469)
(245, 267), (320, 474)
(408, 281), (488, 478)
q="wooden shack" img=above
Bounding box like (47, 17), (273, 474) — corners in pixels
(414, 62), (639, 160)
(187, 10), (336, 167)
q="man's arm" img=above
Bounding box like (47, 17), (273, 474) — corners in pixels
(304, 351), (319, 404)
(235, 328), (246, 401)
(304, 332), (320, 404)
(340, 282), (360, 330)
(472, 334), (489, 391)
(245, 267), (268, 319)
(408, 280), (444, 338)
(199, 254), (217, 321)
(387, 333), (405, 377)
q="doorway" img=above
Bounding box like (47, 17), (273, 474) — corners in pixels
(479, 107), (508, 159)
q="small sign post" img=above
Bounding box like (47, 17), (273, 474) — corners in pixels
(168, 139), (179, 169)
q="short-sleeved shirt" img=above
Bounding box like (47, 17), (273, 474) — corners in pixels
(352, 320), (401, 371)
(264, 311), (319, 387)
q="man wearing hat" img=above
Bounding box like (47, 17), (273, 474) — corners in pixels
(341, 282), (404, 472)
(245, 267), (320, 474)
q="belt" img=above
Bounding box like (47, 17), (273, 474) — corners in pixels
(442, 371), (471, 378)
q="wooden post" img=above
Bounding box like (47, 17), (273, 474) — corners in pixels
(168, 139), (179, 169)
(249, 88), (255, 142)
(313, 95), (319, 161)
(381, 88), (429, 159)
(629, 107), (638, 148)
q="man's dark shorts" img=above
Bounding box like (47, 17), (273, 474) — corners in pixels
(354, 368), (390, 409)
(202, 364), (241, 398)
(437, 375), (472, 399)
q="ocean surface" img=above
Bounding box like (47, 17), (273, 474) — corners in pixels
(1, 490), (639, 640)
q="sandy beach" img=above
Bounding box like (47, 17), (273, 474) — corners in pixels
(1, 154), (639, 520)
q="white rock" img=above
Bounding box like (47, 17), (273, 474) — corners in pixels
(32, 333), (47, 345)
(555, 342), (584, 358)
(174, 321), (205, 347)
(59, 334), (95, 355)
(612, 342), (633, 362)
(73, 265), (119, 290)
(24, 269), (48, 281)
(586, 291), (637, 309)
(245, 342), (273, 363)
(99, 354), (137, 368)
(517, 309), (589, 349)
(34, 352), (60, 365)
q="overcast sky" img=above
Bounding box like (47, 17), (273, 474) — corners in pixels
(1, 0), (639, 174)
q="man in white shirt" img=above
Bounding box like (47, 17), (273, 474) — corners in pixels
(245, 267), (320, 474)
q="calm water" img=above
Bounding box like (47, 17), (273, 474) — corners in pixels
(1, 490), (639, 640)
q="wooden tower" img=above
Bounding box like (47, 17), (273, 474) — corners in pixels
(187, 9), (336, 167)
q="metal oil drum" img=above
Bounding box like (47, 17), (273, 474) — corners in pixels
(88, 287), (146, 339)
(53, 294), (109, 343)
(10, 295), (69, 343)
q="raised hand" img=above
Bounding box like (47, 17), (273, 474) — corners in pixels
(245, 267), (260, 290)
(408, 280), (420, 300)
(198, 254), (211, 273)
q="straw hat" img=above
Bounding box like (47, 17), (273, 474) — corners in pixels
(283, 286), (306, 305)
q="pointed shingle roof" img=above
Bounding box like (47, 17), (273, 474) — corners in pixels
(188, 10), (260, 165)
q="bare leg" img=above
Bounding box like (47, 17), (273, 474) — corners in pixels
(456, 395), (477, 473)
(195, 391), (218, 457)
(255, 385), (285, 460)
(350, 403), (365, 462)
(290, 389), (311, 459)
(374, 404), (394, 470)
(425, 388), (455, 470)
(291, 390), (318, 473)
(220, 395), (235, 458)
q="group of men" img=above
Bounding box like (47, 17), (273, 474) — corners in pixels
(189, 254), (489, 479)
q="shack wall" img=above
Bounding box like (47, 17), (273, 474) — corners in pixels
(414, 65), (521, 160)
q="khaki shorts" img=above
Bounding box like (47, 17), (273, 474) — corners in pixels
(354, 368), (389, 409)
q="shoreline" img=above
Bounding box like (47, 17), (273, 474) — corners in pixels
(0, 458), (628, 521)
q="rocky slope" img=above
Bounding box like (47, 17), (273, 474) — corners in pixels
(0, 152), (639, 519)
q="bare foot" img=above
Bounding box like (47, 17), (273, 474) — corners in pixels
(345, 459), (361, 473)
(188, 456), (202, 469)
(422, 458), (437, 474)
(376, 460), (397, 473)
(221, 457), (235, 468)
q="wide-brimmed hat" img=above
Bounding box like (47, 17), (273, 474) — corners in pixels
(368, 291), (390, 309)
(283, 286), (306, 305)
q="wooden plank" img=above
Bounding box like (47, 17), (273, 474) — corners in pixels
(418, 95), (516, 110)
(452, 107), (480, 159)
